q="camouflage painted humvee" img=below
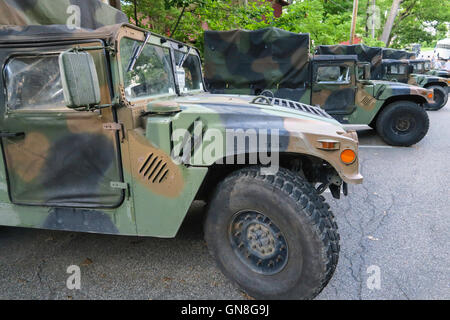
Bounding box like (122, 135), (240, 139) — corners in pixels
(381, 48), (449, 79)
(317, 45), (449, 110)
(205, 28), (434, 147)
(379, 58), (449, 110)
(407, 59), (450, 79)
(0, 2), (363, 300)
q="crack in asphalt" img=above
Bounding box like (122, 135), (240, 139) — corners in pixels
(327, 154), (397, 299)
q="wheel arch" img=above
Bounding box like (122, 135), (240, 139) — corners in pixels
(194, 152), (340, 202)
(370, 95), (426, 128)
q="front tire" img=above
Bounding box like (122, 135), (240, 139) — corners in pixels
(376, 101), (429, 147)
(424, 85), (448, 111)
(204, 167), (340, 300)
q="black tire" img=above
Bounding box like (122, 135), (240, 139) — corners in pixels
(424, 85), (448, 111)
(204, 167), (339, 300)
(376, 101), (429, 147)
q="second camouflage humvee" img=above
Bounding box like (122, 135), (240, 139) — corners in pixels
(382, 48), (450, 78)
(317, 45), (449, 110)
(379, 58), (449, 110)
(408, 59), (450, 79)
(205, 28), (434, 147)
(0, 4), (363, 300)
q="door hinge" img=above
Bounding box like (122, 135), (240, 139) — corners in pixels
(103, 122), (125, 143)
(103, 123), (121, 130)
(110, 181), (130, 199)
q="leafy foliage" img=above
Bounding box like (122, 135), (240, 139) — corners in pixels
(120, 0), (449, 52)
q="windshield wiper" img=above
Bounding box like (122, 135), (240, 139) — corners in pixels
(127, 32), (151, 72)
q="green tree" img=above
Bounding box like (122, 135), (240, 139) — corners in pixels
(120, 0), (449, 51)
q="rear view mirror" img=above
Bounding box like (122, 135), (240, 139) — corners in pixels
(59, 51), (100, 110)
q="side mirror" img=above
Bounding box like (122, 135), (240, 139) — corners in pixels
(58, 51), (100, 110)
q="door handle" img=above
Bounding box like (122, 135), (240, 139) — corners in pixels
(0, 132), (25, 138)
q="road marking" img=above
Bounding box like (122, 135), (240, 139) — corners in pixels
(359, 145), (395, 149)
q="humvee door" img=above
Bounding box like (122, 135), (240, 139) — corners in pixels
(0, 43), (124, 208)
(311, 61), (356, 115)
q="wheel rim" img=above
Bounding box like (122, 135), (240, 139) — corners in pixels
(393, 115), (415, 134)
(229, 210), (288, 275)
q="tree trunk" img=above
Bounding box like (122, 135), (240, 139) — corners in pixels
(350, 0), (359, 44)
(380, 0), (402, 46)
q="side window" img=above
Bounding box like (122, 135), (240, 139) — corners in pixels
(316, 65), (350, 83)
(386, 64), (406, 75)
(5, 55), (66, 111)
(390, 65), (399, 74)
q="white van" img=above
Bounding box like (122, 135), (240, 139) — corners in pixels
(435, 38), (450, 60)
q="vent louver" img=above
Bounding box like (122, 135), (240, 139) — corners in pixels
(139, 153), (169, 183)
(252, 96), (333, 119)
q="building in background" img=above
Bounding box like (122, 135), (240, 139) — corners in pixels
(272, 0), (292, 17)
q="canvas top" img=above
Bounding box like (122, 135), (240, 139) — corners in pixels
(204, 27), (311, 89)
(0, 0), (128, 30)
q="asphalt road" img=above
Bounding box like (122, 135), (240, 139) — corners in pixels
(0, 102), (449, 300)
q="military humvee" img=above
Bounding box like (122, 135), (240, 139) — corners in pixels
(0, 5), (363, 300)
(408, 59), (450, 79)
(378, 59), (449, 110)
(317, 45), (449, 110)
(205, 28), (434, 147)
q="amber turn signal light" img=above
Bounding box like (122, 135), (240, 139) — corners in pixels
(316, 140), (340, 150)
(427, 92), (433, 100)
(340, 149), (356, 164)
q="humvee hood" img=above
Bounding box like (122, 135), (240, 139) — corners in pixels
(175, 93), (342, 127)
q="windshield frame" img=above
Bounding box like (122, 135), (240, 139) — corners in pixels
(115, 25), (205, 107)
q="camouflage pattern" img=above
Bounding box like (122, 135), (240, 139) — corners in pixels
(380, 60), (449, 95)
(315, 44), (386, 79)
(428, 69), (450, 79)
(0, 23), (362, 238)
(0, 0), (128, 29)
(382, 48), (416, 60)
(205, 30), (434, 126)
(316, 44), (448, 104)
(407, 59), (450, 79)
(205, 28), (310, 93)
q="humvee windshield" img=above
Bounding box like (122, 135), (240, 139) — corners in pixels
(120, 37), (176, 100)
(119, 37), (204, 100)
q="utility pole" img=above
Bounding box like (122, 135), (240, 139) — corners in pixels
(381, 0), (402, 46)
(350, 0), (359, 44)
(372, 0), (376, 38)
